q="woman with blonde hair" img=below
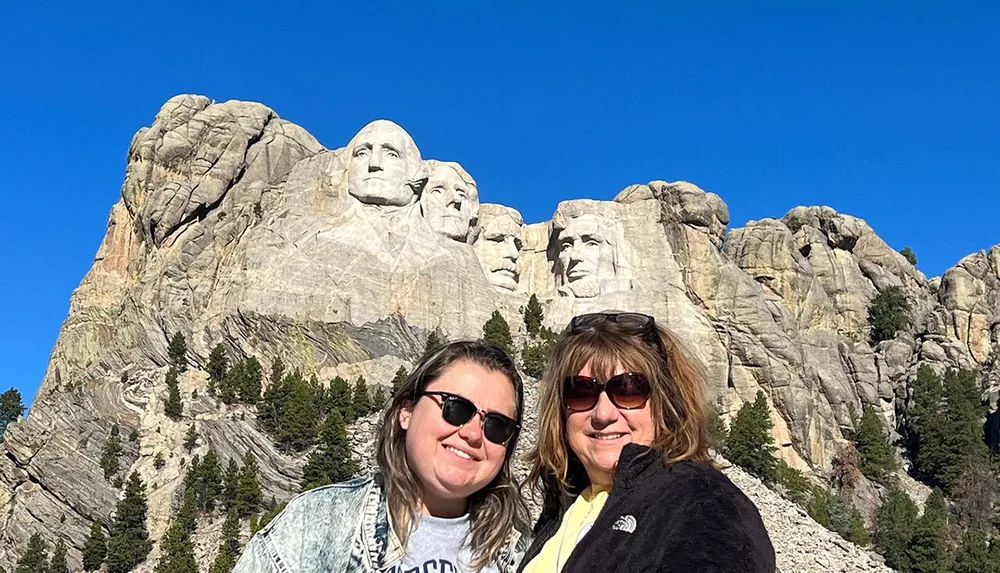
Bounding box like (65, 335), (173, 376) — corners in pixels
(519, 312), (775, 572)
(235, 341), (530, 573)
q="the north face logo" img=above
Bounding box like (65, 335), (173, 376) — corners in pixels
(611, 514), (637, 533)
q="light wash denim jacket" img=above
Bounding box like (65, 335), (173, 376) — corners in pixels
(233, 474), (528, 573)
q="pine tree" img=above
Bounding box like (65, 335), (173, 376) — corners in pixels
(940, 368), (989, 489)
(707, 408), (729, 450)
(192, 450), (223, 512)
(806, 487), (832, 528)
(952, 530), (991, 573)
(82, 521), (108, 571)
(774, 460), (810, 505)
(372, 385), (387, 407)
(164, 367), (183, 420)
(209, 508), (241, 573)
(105, 472), (153, 573)
(14, 533), (48, 573)
(989, 538), (1000, 573)
(257, 365), (289, 435)
(906, 488), (949, 573)
(174, 488), (198, 535)
(521, 340), (545, 378)
(482, 310), (513, 355)
(47, 538), (68, 573)
(167, 332), (188, 370)
(206, 344), (228, 386)
(270, 357), (285, 389)
(908, 365), (947, 485)
(391, 367), (408, 394)
(900, 247), (917, 267)
(236, 452), (262, 517)
(254, 502), (287, 534)
(222, 458), (240, 511)
(240, 356), (263, 404)
(154, 489), (198, 573)
(425, 330), (444, 354)
(277, 371), (320, 450)
(845, 506), (871, 547)
(908, 366), (988, 492)
(327, 376), (354, 421)
(219, 360), (242, 405)
(523, 294), (544, 335)
(852, 403), (897, 483)
(353, 376), (373, 419)
(183, 424), (198, 453)
(874, 485), (918, 572)
(725, 391), (777, 484)
(301, 409), (358, 491)
(827, 492), (850, 537)
(868, 286), (911, 344)
(0, 387), (25, 437)
(101, 423), (123, 480)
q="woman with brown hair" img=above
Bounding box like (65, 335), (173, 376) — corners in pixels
(235, 341), (530, 573)
(519, 312), (775, 572)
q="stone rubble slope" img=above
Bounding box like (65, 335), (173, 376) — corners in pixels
(723, 462), (893, 573)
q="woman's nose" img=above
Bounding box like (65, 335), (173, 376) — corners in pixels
(457, 414), (484, 444)
(590, 391), (620, 425)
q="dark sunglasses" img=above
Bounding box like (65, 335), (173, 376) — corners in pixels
(421, 391), (520, 445)
(563, 372), (652, 412)
(570, 312), (656, 339)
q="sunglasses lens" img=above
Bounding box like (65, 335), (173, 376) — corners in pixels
(439, 395), (517, 445)
(570, 313), (606, 332)
(483, 416), (518, 444)
(607, 373), (651, 408)
(564, 376), (601, 411)
(440, 396), (477, 427)
(615, 313), (653, 332)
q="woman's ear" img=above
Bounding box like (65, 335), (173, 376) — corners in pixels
(399, 402), (414, 431)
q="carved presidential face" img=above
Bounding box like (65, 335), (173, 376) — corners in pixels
(347, 120), (421, 206)
(478, 214), (523, 291)
(422, 162), (479, 242)
(557, 214), (611, 298)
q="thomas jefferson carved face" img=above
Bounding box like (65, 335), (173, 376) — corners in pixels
(557, 214), (611, 298)
(477, 211), (523, 291)
(347, 120), (422, 206)
(421, 161), (479, 242)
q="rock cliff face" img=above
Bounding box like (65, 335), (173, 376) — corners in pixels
(3, 94), (998, 571)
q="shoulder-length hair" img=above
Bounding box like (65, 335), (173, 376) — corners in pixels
(375, 340), (528, 570)
(526, 319), (713, 498)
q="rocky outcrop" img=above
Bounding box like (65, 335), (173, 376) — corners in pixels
(2, 94), (998, 570)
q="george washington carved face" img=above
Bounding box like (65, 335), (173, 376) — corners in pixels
(346, 120), (423, 206)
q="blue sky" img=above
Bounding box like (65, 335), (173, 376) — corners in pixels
(2, 3), (998, 407)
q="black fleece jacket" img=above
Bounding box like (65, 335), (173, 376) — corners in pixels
(519, 444), (776, 572)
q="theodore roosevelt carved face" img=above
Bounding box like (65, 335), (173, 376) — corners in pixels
(474, 205), (524, 291)
(346, 120), (424, 206)
(421, 160), (479, 242)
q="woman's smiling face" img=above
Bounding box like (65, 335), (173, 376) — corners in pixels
(565, 361), (655, 489)
(399, 359), (517, 516)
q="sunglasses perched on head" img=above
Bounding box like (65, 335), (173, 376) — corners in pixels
(563, 372), (652, 412)
(421, 391), (520, 445)
(570, 312), (657, 340)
